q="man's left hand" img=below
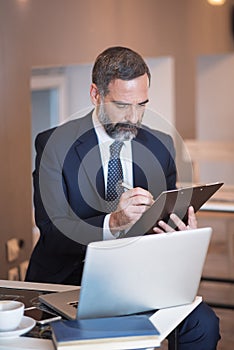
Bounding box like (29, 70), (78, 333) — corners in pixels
(152, 206), (197, 233)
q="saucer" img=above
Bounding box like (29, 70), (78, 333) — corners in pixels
(0, 316), (36, 338)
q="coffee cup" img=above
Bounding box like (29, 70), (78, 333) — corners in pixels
(0, 300), (24, 331)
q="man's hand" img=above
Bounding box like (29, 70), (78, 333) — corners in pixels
(109, 187), (154, 234)
(153, 206), (197, 233)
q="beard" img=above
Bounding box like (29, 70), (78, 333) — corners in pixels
(97, 103), (142, 141)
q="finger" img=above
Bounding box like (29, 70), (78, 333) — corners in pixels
(187, 206), (197, 229)
(134, 187), (154, 200)
(134, 195), (154, 207)
(126, 203), (151, 216)
(123, 187), (154, 201)
(170, 213), (187, 231)
(152, 227), (165, 234)
(157, 220), (174, 233)
(122, 191), (154, 208)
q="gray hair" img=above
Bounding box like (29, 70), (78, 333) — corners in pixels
(92, 46), (151, 96)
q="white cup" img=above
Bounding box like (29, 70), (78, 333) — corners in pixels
(0, 300), (25, 331)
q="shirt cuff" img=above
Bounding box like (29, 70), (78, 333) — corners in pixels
(103, 214), (120, 240)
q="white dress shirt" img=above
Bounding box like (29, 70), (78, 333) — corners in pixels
(92, 111), (133, 239)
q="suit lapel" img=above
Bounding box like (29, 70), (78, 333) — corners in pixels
(132, 130), (149, 190)
(132, 128), (165, 199)
(71, 116), (167, 210)
(73, 121), (105, 206)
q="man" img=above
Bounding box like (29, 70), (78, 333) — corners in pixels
(26, 46), (220, 349)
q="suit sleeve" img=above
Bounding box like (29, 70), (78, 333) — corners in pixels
(33, 131), (104, 257)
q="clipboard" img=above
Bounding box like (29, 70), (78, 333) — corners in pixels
(125, 182), (223, 237)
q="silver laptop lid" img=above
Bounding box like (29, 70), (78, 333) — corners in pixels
(77, 227), (212, 319)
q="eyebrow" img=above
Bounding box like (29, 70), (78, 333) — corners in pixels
(112, 99), (149, 106)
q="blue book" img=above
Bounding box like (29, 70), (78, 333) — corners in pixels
(50, 314), (160, 349)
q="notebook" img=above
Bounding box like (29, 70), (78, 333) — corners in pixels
(39, 227), (212, 320)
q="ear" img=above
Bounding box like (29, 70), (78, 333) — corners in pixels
(90, 83), (101, 106)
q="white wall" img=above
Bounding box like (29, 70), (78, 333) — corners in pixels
(197, 53), (234, 141)
(196, 53), (234, 185)
(65, 64), (93, 119)
(146, 57), (175, 128)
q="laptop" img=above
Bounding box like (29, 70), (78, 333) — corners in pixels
(39, 227), (212, 319)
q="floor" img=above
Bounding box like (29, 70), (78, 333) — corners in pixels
(160, 211), (234, 349)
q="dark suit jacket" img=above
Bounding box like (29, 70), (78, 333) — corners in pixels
(25, 111), (177, 284)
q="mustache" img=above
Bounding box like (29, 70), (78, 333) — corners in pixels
(114, 122), (140, 130)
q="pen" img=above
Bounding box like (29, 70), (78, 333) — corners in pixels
(121, 182), (133, 190)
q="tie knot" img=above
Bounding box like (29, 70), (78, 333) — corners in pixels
(110, 141), (123, 159)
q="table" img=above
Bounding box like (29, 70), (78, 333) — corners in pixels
(0, 280), (202, 350)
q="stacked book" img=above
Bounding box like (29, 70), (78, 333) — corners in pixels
(50, 314), (160, 349)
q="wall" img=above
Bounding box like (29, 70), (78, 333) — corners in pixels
(196, 52), (234, 185)
(0, 0), (234, 279)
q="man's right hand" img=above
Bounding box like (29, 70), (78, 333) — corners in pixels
(109, 187), (154, 234)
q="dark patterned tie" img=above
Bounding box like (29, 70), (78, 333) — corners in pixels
(106, 141), (124, 213)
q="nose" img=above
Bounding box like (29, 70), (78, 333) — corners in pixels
(127, 105), (141, 124)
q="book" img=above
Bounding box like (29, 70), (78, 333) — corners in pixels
(50, 314), (160, 349)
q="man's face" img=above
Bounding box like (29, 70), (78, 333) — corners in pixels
(97, 74), (149, 141)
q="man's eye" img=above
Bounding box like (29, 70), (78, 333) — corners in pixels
(116, 104), (128, 109)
